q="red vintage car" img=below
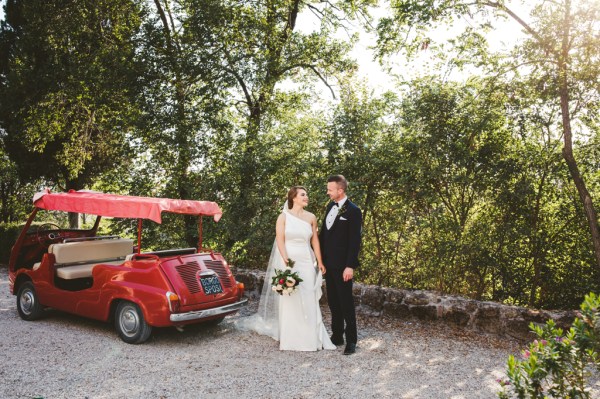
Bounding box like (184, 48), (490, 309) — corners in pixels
(8, 190), (247, 343)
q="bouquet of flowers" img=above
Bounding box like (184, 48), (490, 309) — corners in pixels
(271, 258), (303, 295)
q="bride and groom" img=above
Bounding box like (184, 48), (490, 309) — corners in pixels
(241, 175), (362, 355)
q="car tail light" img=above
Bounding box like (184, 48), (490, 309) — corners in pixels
(166, 291), (180, 312)
(236, 282), (245, 298)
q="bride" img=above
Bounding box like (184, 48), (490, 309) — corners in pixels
(239, 186), (335, 351)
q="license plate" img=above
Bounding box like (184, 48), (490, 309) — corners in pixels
(200, 275), (223, 295)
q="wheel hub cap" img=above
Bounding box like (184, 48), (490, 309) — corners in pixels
(120, 307), (139, 336)
(20, 291), (34, 315)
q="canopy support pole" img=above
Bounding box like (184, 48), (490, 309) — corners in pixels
(137, 218), (142, 254)
(197, 216), (203, 252)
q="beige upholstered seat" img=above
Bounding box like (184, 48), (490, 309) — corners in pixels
(50, 239), (134, 264)
(51, 239), (134, 280)
(55, 260), (126, 279)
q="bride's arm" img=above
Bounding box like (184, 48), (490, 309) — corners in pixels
(275, 213), (289, 263)
(310, 215), (326, 274)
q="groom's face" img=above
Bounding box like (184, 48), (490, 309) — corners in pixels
(327, 182), (344, 202)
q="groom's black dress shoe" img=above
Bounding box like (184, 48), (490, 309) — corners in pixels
(330, 336), (344, 346)
(343, 343), (356, 355)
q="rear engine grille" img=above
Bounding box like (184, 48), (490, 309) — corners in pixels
(176, 261), (201, 294)
(204, 260), (233, 288)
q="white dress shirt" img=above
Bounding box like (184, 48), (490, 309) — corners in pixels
(326, 196), (347, 230)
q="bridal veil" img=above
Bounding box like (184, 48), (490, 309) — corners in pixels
(235, 206), (288, 340)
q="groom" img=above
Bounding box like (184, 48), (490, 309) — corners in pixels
(319, 175), (362, 355)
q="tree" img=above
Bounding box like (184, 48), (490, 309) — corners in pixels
(184, 0), (374, 244)
(0, 0), (143, 226)
(0, 142), (35, 223)
(377, 0), (600, 275)
(131, 0), (233, 246)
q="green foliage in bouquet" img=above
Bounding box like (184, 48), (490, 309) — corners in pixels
(498, 293), (600, 398)
(271, 259), (304, 296)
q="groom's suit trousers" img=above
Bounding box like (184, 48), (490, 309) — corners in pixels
(326, 269), (357, 344)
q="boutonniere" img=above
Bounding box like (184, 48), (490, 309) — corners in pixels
(337, 202), (348, 217)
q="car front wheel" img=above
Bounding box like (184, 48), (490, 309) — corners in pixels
(115, 301), (152, 344)
(17, 282), (44, 321)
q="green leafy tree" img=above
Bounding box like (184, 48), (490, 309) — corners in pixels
(320, 80), (404, 285)
(0, 0), (143, 226)
(486, 74), (598, 308)
(393, 77), (514, 294)
(376, 0), (600, 278)
(130, 0), (233, 247)
(184, 0), (373, 246)
(202, 91), (330, 267)
(0, 143), (35, 223)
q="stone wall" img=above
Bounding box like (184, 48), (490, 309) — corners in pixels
(232, 268), (577, 342)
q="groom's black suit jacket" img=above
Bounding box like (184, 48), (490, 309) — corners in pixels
(319, 200), (362, 270)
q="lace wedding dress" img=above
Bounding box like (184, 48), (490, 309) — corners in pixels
(237, 208), (335, 351)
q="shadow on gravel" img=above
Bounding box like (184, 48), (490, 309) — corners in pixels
(22, 307), (237, 344)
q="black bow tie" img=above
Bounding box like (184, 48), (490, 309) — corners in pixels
(332, 202), (339, 207)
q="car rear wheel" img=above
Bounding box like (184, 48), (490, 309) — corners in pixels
(16, 282), (44, 321)
(115, 301), (152, 344)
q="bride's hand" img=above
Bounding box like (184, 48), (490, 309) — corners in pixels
(318, 263), (326, 275)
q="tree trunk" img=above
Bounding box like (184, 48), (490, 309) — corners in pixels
(528, 170), (548, 307)
(154, 0), (198, 248)
(557, 0), (600, 275)
(559, 88), (600, 272)
(65, 178), (82, 229)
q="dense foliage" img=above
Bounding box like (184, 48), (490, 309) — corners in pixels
(1, 0), (599, 309)
(498, 293), (600, 398)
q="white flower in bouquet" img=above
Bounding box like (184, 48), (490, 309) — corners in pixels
(276, 284), (283, 291)
(285, 277), (296, 287)
(271, 286), (277, 291)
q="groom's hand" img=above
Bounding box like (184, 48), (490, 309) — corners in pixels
(343, 267), (353, 282)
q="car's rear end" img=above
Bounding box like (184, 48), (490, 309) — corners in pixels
(156, 251), (247, 326)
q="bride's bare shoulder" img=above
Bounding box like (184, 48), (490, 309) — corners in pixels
(305, 211), (317, 223)
(277, 212), (286, 224)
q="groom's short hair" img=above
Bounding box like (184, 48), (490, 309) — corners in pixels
(328, 175), (348, 191)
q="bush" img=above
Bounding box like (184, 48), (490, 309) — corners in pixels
(0, 222), (22, 265)
(498, 293), (600, 398)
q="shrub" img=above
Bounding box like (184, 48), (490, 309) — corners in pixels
(0, 222), (22, 265)
(498, 293), (600, 398)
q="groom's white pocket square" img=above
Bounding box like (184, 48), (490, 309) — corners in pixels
(340, 217), (348, 221)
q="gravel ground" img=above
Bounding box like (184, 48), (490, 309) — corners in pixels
(0, 267), (546, 398)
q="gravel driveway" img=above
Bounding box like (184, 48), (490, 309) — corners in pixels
(1, 266), (521, 398)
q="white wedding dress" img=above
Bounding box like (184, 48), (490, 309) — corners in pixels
(278, 212), (335, 351)
(237, 209), (335, 351)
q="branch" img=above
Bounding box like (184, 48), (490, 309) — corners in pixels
(280, 63), (337, 99)
(306, 4), (325, 19)
(153, 0), (172, 44)
(163, 0), (182, 54)
(221, 47), (254, 109)
(483, 1), (560, 59)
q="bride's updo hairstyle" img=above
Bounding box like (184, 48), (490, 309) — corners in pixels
(287, 186), (307, 209)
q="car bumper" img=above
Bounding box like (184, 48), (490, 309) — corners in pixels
(170, 298), (248, 323)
